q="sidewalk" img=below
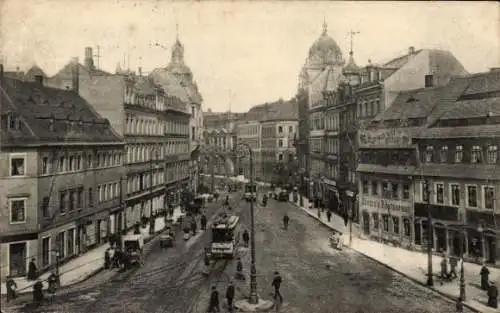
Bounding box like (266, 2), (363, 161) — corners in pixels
(289, 194), (499, 313)
(1, 207), (184, 296)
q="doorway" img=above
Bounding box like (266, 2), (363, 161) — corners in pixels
(485, 235), (497, 264)
(9, 242), (27, 277)
(362, 211), (370, 235)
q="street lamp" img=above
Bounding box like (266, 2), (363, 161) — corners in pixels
(234, 142), (259, 304)
(424, 180), (434, 287)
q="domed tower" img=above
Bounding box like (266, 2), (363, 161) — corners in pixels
(306, 21), (345, 70)
(343, 51), (360, 86)
(166, 31), (193, 85)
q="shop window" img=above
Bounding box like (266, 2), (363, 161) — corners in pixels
(382, 215), (389, 232)
(392, 216), (400, 234)
(371, 181), (378, 196)
(467, 185), (477, 207)
(372, 213), (379, 229)
(435, 183), (444, 204)
(403, 218), (410, 237)
(451, 184), (460, 205)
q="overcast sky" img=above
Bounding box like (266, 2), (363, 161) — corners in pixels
(1, 1), (498, 113)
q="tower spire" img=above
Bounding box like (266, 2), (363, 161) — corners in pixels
(322, 18), (328, 35)
(176, 22), (179, 42)
(349, 30), (360, 56)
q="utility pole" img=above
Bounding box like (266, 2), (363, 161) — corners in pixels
(247, 145), (258, 304)
(425, 180), (434, 286)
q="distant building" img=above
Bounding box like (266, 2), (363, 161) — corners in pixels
(4, 64), (48, 84)
(0, 65), (125, 278)
(236, 121), (261, 180)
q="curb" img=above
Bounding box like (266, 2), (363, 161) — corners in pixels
(289, 200), (483, 313)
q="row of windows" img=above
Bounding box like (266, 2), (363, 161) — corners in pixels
(59, 187), (85, 214)
(357, 98), (381, 119)
(325, 138), (340, 155)
(325, 112), (340, 131)
(420, 181), (495, 210)
(127, 170), (165, 194)
(326, 164), (338, 180)
(424, 145), (498, 164)
(371, 214), (412, 237)
(97, 182), (120, 203)
(125, 116), (189, 136)
(125, 142), (189, 164)
(309, 112), (324, 131)
(309, 138), (322, 153)
(362, 180), (411, 200)
(124, 86), (182, 113)
(238, 126), (259, 136)
(9, 151), (122, 178)
(310, 159), (323, 177)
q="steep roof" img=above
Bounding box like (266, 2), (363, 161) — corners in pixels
(461, 69), (500, 96)
(134, 76), (157, 95)
(149, 69), (189, 103)
(246, 99), (298, 121)
(0, 77), (123, 146)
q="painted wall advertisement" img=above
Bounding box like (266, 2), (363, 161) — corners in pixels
(361, 196), (412, 214)
(358, 128), (412, 147)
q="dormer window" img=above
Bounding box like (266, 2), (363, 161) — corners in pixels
(8, 114), (21, 131)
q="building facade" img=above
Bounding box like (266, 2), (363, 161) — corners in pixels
(48, 48), (191, 234)
(412, 70), (500, 264)
(0, 67), (125, 278)
(235, 121), (261, 180)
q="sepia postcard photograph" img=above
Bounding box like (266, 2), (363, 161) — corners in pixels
(0, 1), (499, 312)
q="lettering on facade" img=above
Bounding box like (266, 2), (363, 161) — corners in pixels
(358, 129), (411, 147)
(361, 197), (411, 214)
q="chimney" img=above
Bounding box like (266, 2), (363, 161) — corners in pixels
(72, 57), (80, 94)
(34, 75), (43, 85)
(408, 46), (416, 55)
(138, 67), (142, 76)
(84, 47), (95, 70)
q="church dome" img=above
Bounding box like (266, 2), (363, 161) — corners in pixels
(343, 52), (360, 73)
(307, 22), (344, 67)
(166, 62), (192, 75)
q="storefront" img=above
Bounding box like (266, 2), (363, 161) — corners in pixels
(413, 203), (459, 254)
(360, 196), (413, 245)
(466, 210), (500, 264)
(322, 178), (339, 212)
(0, 233), (38, 278)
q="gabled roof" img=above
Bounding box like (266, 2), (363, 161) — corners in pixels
(383, 49), (423, 68)
(0, 77), (123, 146)
(439, 96), (500, 120)
(461, 69), (500, 96)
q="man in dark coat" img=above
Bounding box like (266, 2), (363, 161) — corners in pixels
(6, 277), (17, 302)
(201, 214), (207, 231)
(326, 210), (332, 222)
(272, 271), (283, 303)
(226, 282), (235, 312)
(28, 258), (38, 280)
(207, 286), (220, 312)
(242, 230), (250, 247)
(487, 281), (498, 308)
(481, 264), (490, 290)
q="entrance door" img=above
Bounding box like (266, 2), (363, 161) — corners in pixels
(362, 211), (370, 235)
(9, 242), (27, 277)
(486, 236), (497, 264)
(414, 222), (422, 245)
(96, 219), (101, 244)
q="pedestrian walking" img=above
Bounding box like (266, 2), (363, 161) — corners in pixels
(226, 282), (235, 312)
(449, 256), (458, 279)
(104, 248), (111, 269)
(235, 258), (245, 281)
(191, 218), (198, 235)
(326, 210), (332, 223)
(283, 214), (290, 230)
(201, 214), (207, 231)
(271, 271), (283, 304)
(33, 280), (44, 308)
(28, 258), (38, 280)
(207, 286), (220, 312)
(440, 256), (449, 279)
(487, 281), (498, 309)
(6, 277), (17, 302)
(242, 229), (250, 247)
(481, 264), (490, 290)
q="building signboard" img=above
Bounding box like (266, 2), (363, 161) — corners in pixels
(361, 196), (412, 214)
(358, 128), (412, 147)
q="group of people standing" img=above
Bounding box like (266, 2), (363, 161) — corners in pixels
(206, 271), (283, 312)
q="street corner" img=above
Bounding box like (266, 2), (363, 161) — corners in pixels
(234, 298), (275, 312)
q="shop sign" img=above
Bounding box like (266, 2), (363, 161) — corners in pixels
(361, 197), (411, 214)
(322, 178), (337, 186)
(358, 128), (412, 147)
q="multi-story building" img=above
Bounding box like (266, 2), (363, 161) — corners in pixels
(297, 22), (347, 202)
(48, 48), (191, 233)
(0, 65), (125, 278)
(150, 33), (204, 192)
(235, 121), (261, 180)
(412, 69), (500, 264)
(259, 99), (298, 184)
